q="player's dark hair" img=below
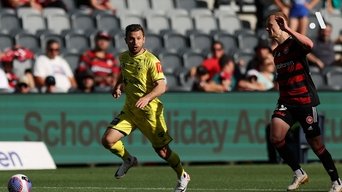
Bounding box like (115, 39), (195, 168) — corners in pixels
(125, 24), (145, 38)
(266, 11), (289, 24)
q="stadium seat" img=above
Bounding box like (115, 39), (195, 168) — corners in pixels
(0, 13), (21, 33)
(151, 0), (175, 10)
(163, 32), (189, 52)
(165, 74), (182, 91)
(109, 0), (127, 10)
(310, 71), (326, 89)
(233, 50), (255, 75)
(126, 0), (151, 11)
(142, 9), (166, 17)
(236, 32), (259, 53)
(64, 31), (90, 53)
(114, 32), (127, 52)
(70, 12), (96, 33)
(0, 33), (13, 51)
(193, 15), (218, 34)
(189, 31), (213, 54)
(42, 8), (66, 17)
(170, 15), (194, 35)
(39, 31), (64, 51)
(217, 15), (242, 34)
(158, 51), (183, 75)
(165, 73), (190, 91)
(174, 0), (198, 10)
(46, 14), (71, 34)
(62, 51), (81, 72)
(145, 33), (163, 52)
(16, 7), (41, 18)
(21, 14), (46, 34)
(61, 0), (76, 11)
(119, 14), (145, 31)
(116, 9), (141, 17)
(166, 9), (189, 17)
(12, 59), (34, 77)
(96, 13), (120, 32)
(325, 68), (342, 90)
(0, 8), (16, 15)
(182, 50), (204, 70)
(189, 8), (213, 18)
(213, 8), (236, 17)
(15, 32), (40, 51)
(213, 32), (238, 53)
(145, 15), (170, 34)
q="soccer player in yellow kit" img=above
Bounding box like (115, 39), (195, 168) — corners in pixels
(101, 24), (190, 192)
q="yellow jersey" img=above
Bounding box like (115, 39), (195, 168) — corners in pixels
(119, 49), (165, 108)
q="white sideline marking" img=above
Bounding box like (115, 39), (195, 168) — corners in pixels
(0, 186), (328, 191)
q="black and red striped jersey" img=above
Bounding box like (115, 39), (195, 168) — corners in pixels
(78, 50), (120, 77)
(273, 37), (320, 107)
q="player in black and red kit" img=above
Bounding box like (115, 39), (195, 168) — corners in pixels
(266, 11), (342, 192)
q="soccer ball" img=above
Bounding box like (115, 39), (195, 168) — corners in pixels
(7, 174), (32, 192)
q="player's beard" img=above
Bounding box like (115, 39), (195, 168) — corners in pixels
(129, 45), (143, 55)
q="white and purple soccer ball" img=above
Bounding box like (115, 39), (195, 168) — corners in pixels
(7, 174), (32, 192)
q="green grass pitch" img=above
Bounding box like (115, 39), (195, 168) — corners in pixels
(1, 163), (341, 191)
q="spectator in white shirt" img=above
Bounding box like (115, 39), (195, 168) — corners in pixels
(34, 40), (77, 92)
(0, 67), (12, 93)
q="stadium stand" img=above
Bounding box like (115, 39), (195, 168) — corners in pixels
(0, 0), (341, 93)
(151, 0), (175, 10)
(163, 31), (189, 52)
(126, 0), (150, 11)
(144, 32), (164, 52)
(46, 14), (71, 34)
(95, 13), (120, 32)
(0, 32), (13, 50)
(145, 14), (170, 34)
(0, 11), (20, 33)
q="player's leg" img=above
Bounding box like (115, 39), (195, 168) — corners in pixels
(154, 145), (190, 192)
(289, 17), (299, 33)
(102, 112), (137, 179)
(271, 106), (308, 191)
(102, 128), (131, 160)
(138, 106), (190, 191)
(298, 16), (308, 36)
(297, 107), (342, 192)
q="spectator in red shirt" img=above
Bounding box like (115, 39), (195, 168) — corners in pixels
(202, 41), (225, 79)
(77, 31), (120, 90)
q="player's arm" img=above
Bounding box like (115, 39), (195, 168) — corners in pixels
(112, 72), (124, 99)
(136, 79), (166, 109)
(276, 16), (314, 50)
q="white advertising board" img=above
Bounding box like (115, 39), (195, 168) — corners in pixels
(0, 142), (56, 170)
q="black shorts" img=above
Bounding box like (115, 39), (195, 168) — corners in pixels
(272, 104), (321, 138)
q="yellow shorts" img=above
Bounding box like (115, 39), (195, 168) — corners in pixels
(108, 102), (172, 148)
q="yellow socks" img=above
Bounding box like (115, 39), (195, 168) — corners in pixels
(166, 151), (184, 178)
(109, 140), (131, 161)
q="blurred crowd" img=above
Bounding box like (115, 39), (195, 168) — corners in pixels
(0, 0), (342, 94)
